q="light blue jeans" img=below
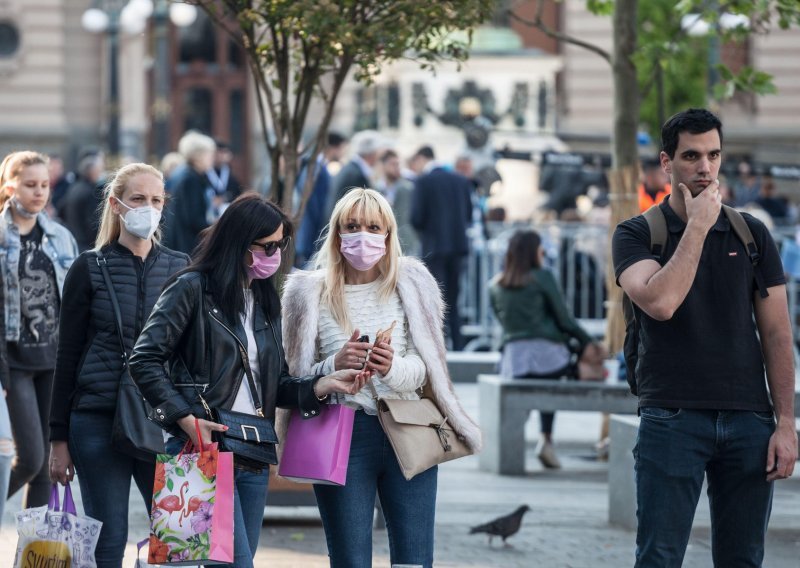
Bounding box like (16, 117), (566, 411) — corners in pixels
(0, 393), (12, 522)
(314, 410), (438, 568)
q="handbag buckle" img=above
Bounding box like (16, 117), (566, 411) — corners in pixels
(430, 417), (452, 452)
(241, 424), (261, 443)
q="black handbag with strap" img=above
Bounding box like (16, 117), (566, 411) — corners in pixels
(97, 253), (165, 461)
(185, 279), (278, 471)
(209, 341), (278, 471)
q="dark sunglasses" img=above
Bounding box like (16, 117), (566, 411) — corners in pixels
(250, 236), (290, 257)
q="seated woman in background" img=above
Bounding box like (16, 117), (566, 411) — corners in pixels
(490, 229), (607, 469)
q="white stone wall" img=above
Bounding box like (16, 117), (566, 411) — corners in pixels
(0, 0), (102, 160)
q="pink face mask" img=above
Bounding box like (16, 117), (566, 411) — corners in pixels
(339, 231), (387, 271)
(247, 249), (281, 280)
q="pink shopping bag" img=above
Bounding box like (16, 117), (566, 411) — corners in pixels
(278, 404), (355, 485)
(148, 438), (234, 566)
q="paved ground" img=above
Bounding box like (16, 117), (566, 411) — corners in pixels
(1, 384), (798, 567)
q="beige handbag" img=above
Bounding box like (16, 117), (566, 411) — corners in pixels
(367, 381), (473, 480)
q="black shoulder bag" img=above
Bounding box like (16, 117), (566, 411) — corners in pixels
(210, 343), (279, 471)
(187, 283), (278, 471)
(97, 253), (165, 461)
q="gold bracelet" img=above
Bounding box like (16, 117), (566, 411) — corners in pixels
(314, 382), (329, 402)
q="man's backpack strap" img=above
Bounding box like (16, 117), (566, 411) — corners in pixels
(721, 205), (769, 299)
(621, 205), (667, 396)
(643, 204), (668, 258)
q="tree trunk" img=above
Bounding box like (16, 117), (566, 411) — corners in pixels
(604, 0), (640, 354)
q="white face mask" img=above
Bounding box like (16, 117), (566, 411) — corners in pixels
(117, 199), (161, 240)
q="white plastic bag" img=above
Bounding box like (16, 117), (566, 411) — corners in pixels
(14, 483), (102, 568)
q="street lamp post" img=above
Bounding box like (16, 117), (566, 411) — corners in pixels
(152, 0), (171, 158)
(81, 0), (197, 160)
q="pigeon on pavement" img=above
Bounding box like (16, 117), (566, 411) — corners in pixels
(469, 505), (531, 546)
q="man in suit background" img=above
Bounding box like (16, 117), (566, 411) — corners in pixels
(57, 147), (106, 251)
(294, 131), (348, 266)
(378, 149), (419, 256)
(411, 146), (474, 350)
(325, 129), (385, 218)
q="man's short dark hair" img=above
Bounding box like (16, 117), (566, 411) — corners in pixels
(380, 149), (398, 163)
(214, 139), (231, 151)
(415, 145), (435, 160)
(661, 108), (723, 159)
(327, 131), (346, 147)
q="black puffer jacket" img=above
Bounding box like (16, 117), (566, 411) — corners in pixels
(129, 272), (323, 463)
(50, 242), (189, 441)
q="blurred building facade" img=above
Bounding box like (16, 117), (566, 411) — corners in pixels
(0, 0), (797, 186)
(555, 0), (800, 165)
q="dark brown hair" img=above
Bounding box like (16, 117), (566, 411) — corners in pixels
(497, 230), (542, 288)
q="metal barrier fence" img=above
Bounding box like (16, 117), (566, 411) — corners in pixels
(458, 221), (799, 352)
(459, 221), (610, 351)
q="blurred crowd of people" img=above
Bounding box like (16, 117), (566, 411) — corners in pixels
(638, 156), (797, 228)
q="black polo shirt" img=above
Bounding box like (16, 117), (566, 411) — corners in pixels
(612, 197), (786, 411)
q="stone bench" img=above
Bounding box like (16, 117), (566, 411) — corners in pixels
(446, 351), (500, 383)
(608, 414), (639, 530)
(608, 393), (800, 531)
(478, 374), (638, 475)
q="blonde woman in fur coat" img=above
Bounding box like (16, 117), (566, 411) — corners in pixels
(280, 188), (481, 568)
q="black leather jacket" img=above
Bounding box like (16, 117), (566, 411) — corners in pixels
(129, 272), (323, 456)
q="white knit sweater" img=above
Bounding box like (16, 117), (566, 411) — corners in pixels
(312, 279), (426, 413)
(280, 256), (482, 453)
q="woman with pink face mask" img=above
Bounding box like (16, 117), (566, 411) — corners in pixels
(279, 188), (481, 568)
(129, 193), (370, 568)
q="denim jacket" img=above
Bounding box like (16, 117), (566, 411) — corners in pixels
(0, 207), (79, 341)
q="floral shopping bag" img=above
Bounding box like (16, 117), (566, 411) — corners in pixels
(14, 483), (102, 568)
(148, 438), (234, 566)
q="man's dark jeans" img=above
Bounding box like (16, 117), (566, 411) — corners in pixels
(634, 407), (775, 568)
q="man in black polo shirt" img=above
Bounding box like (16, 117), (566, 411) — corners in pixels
(612, 108), (797, 567)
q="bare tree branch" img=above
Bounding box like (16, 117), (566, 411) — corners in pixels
(508, 4), (611, 64)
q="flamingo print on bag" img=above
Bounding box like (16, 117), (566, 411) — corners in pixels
(179, 495), (203, 527)
(155, 481), (189, 525)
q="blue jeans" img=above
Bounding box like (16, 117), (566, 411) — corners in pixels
(634, 407), (775, 568)
(69, 410), (154, 568)
(313, 410), (438, 568)
(165, 437), (269, 568)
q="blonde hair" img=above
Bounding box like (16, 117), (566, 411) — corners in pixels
(0, 151), (49, 209)
(177, 131), (216, 165)
(94, 163), (164, 250)
(313, 188), (402, 334)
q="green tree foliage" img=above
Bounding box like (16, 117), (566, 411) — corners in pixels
(636, 0), (707, 140)
(195, 0), (496, 216)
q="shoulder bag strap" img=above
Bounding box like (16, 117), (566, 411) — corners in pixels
(96, 253), (127, 366)
(235, 297), (264, 418)
(722, 205), (768, 299)
(236, 342), (264, 418)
